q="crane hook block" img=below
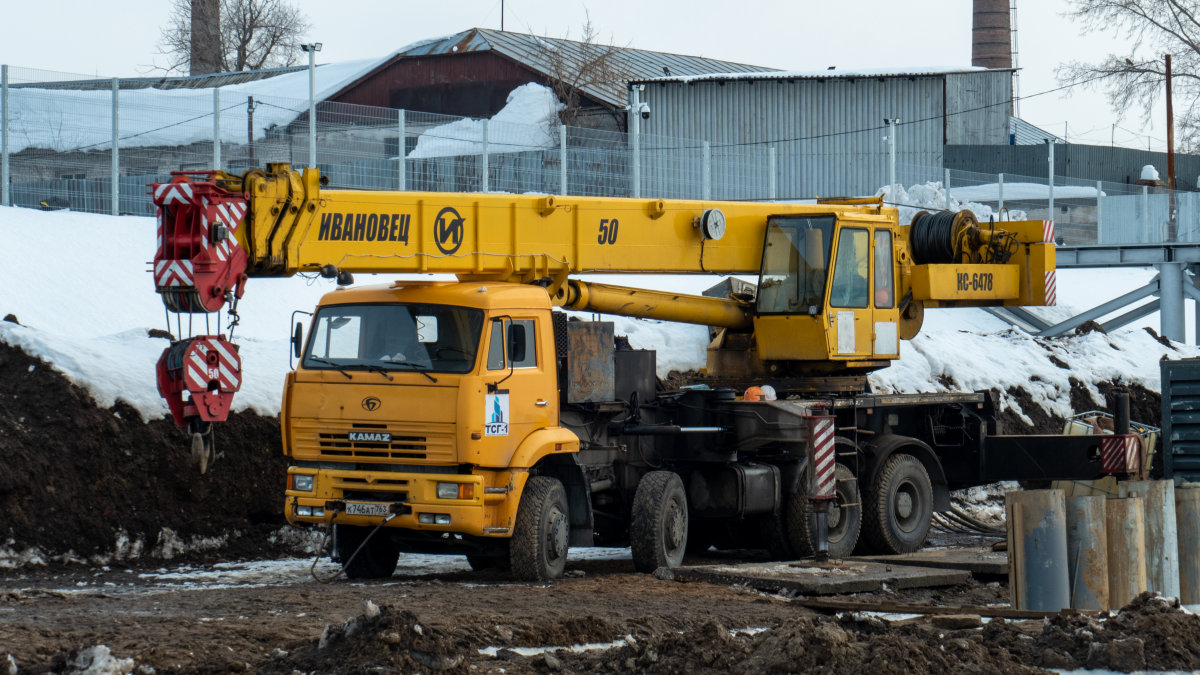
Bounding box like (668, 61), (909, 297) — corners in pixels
(155, 335), (243, 427)
(152, 175), (249, 314)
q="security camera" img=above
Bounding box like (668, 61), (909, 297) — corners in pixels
(638, 102), (651, 120)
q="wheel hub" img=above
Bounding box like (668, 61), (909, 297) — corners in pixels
(548, 508), (568, 560)
(665, 502), (686, 551)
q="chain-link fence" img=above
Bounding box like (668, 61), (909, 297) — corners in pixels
(2, 62), (1197, 249)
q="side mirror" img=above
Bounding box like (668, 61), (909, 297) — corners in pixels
(508, 324), (527, 364)
(292, 322), (304, 359)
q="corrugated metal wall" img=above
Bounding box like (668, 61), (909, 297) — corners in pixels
(946, 144), (1200, 188)
(945, 71), (1011, 145)
(639, 72), (1009, 198)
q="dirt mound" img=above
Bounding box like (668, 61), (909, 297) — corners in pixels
(0, 341), (289, 563)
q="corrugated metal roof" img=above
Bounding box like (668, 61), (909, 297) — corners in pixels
(1009, 116), (1063, 145)
(633, 66), (1011, 85)
(9, 65), (309, 91)
(377, 28), (778, 109)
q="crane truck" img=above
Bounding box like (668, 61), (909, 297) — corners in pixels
(150, 163), (1141, 581)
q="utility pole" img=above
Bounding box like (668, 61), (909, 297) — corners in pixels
(1167, 53), (1177, 240)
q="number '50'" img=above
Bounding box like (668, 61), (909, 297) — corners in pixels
(598, 218), (619, 245)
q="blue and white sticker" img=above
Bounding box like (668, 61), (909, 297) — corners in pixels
(485, 393), (509, 436)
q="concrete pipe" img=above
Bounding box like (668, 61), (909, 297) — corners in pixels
(1106, 496), (1149, 608)
(1006, 489), (1070, 611)
(1120, 480), (1181, 598)
(1176, 487), (1200, 604)
(1066, 495), (1109, 610)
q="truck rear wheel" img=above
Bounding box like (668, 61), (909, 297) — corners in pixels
(861, 453), (933, 554)
(788, 462), (861, 558)
(335, 524), (399, 579)
(509, 476), (569, 581)
(631, 471), (689, 573)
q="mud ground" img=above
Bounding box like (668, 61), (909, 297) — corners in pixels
(0, 341), (1181, 673)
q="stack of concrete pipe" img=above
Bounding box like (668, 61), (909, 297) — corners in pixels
(1006, 483), (1200, 611)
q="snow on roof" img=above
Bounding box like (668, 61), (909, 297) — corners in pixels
(1, 200), (1195, 424)
(5, 58), (384, 153)
(633, 65), (998, 85)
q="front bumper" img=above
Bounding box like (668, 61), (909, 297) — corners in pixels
(285, 466), (519, 537)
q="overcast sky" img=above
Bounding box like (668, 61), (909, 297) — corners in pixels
(0, 0), (1176, 152)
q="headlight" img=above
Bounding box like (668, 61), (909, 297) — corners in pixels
(297, 505), (313, 517)
(292, 474), (314, 492)
(436, 482), (458, 499)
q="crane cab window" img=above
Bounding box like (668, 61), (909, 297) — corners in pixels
(874, 230), (895, 309)
(757, 215), (834, 314)
(487, 319), (537, 370)
(830, 228), (870, 309)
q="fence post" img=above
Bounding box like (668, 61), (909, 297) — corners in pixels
(111, 77), (119, 216)
(481, 119), (489, 193)
(630, 86), (641, 198)
(212, 88), (221, 171)
(1143, 185), (1150, 239)
(998, 172), (1005, 216)
(768, 146), (777, 201)
(397, 109), (406, 190)
(702, 141), (711, 200)
(1096, 180), (1104, 244)
(944, 168), (952, 210)
(1047, 140), (1055, 222)
(559, 124), (567, 195)
(1, 64), (9, 207)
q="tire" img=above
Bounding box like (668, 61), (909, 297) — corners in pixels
(335, 524), (399, 579)
(631, 471), (689, 573)
(861, 453), (933, 554)
(787, 462), (861, 559)
(509, 476), (570, 581)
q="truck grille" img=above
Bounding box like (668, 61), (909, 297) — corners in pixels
(291, 420), (456, 464)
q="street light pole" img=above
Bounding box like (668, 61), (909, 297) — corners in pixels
(301, 42), (323, 170)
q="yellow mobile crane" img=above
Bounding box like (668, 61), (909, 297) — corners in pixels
(152, 164), (1136, 580)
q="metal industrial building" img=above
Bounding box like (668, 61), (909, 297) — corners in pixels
(630, 68), (1014, 199)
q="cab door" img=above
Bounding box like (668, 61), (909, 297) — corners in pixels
(827, 227), (872, 357)
(871, 228), (900, 358)
(480, 315), (556, 458)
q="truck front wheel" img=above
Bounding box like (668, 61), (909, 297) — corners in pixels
(335, 524), (399, 579)
(631, 471), (689, 573)
(862, 453), (933, 554)
(509, 476), (570, 581)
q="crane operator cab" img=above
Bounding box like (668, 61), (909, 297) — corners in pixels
(739, 214), (900, 376)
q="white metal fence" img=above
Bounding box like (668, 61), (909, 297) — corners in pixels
(1, 63), (1196, 248)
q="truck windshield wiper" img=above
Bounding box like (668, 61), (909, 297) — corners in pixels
(388, 361), (438, 383)
(362, 364), (394, 381)
(307, 356), (352, 379)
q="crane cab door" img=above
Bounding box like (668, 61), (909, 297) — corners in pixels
(827, 226), (900, 359)
(480, 316), (556, 461)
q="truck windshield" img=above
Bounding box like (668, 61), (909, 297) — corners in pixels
(302, 303), (484, 375)
(756, 215), (835, 314)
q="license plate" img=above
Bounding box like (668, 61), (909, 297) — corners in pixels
(345, 502), (390, 517)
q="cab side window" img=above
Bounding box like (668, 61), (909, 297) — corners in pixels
(486, 319), (538, 370)
(874, 230), (895, 309)
(829, 228), (870, 308)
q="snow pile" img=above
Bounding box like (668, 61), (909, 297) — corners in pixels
(407, 83), (565, 159)
(879, 181), (1027, 224)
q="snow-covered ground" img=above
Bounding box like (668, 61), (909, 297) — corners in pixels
(0, 200), (1195, 424)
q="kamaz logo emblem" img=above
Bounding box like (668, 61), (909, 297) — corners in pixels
(434, 206), (465, 255)
(361, 396), (381, 411)
(349, 431), (391, 443)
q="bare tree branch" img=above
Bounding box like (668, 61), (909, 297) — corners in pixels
(535, 16), (632, 128)
(1058, 0), (1200, 150)
(156, 0), (310, 75)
